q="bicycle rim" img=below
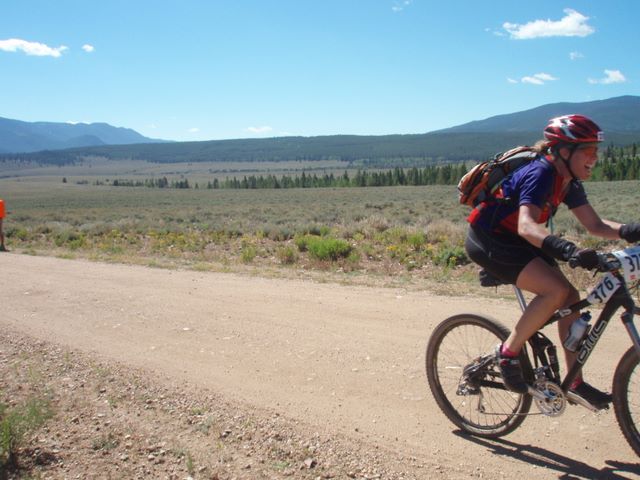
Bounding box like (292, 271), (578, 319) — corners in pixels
(426, 314), (531, 437)
(613, 347), (640, 456)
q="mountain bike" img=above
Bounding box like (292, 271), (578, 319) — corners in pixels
(425, 244), (640, 456)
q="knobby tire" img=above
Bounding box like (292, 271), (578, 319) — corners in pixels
(613, 347), (640, 456)
(426, 314), (532, 437)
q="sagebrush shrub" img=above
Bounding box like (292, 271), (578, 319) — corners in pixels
(240, 245), (257, 263)
(276, 245), (298, 264)
(305, 236), (352, 261)
(433, 245), (468, 267)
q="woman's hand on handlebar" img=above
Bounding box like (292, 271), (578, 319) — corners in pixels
(568, 249), (600, 270)
(619, 222), (640, 243)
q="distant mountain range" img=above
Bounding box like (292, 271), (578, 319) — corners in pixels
(436, 95), (640, 134)
(1, 95), (638, 165)
(0, 117), (164, 154)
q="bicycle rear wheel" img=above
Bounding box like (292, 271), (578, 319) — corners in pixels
(426, 313), (532, 437)
(612, 347), (640, 456)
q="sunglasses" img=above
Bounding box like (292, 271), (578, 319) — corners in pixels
(576, 145), (599, 156)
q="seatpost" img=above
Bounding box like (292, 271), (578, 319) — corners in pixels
(513, 286), (527, 312)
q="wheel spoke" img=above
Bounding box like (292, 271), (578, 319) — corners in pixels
(426, 314), (531, 437)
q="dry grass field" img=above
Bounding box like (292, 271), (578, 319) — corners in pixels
(1, 160), (638, 291)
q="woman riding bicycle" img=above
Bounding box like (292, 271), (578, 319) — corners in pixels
(464, 114), (640, 408)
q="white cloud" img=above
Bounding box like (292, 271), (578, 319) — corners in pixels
(0, 38), (68, 57)
(486, 26), (505, 37)
(82, 44), (95, 53)
(532, 73), (556, 82)
(569, 51), (584, 60)
(392, 0), (412, 12)
(588, 69), (627, 85)
(503, 9), (594, 39)
(247, 126), (273, 134)
(522, 77), (545, 85)
(188, 127), (200, 133)
(513, 73), (558, 85)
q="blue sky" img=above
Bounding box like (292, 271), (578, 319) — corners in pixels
(1, 1), (637, 142)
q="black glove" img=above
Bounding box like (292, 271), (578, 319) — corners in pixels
(619, 223), (640, 243)
(541, 235), (577, 261)
(572, 249), (599, 270)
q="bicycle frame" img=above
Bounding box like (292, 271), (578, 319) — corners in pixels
(426, 245), (640, 452)
(513, 269), (640, 401)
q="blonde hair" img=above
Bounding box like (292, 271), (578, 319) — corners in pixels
(532, 139), (553, 154)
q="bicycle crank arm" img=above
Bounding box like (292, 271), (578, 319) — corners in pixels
(527, 386), (599, 412)
(565, 391), (600, 413)
(527, 386), (553, 403)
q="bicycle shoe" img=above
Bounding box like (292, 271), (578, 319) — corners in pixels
(569, 381), (612, 409)
(495, 345), (528, 394)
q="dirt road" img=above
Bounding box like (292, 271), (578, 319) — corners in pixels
(2, 253), (639, 478)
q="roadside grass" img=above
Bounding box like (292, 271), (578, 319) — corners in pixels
(0, 388), (54, 471)
(1, 178), (637, 292)
(294, 234), (352, 261)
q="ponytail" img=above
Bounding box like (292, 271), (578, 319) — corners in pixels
(532, 139), (553, 154)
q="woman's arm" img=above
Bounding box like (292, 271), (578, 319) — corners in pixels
(519, 203), (600, 267)
(570, 204), (622, 240)
(517, 204), (549, 247)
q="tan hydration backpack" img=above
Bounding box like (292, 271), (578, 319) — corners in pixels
(457, 146), (539, 207)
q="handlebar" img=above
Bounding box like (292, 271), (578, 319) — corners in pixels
(568, 251), (622, 272)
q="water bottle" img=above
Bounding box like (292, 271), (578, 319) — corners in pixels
(563, 311), (591, 352)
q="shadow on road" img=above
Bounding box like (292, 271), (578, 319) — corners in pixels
(453, 431), (640, 479)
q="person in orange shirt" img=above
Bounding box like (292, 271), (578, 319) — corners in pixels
(0, 198), (7, 252)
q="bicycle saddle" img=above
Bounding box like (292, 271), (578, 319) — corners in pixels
(478, 269), (510, 287)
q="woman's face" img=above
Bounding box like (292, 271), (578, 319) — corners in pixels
(567, 145), (599, 180)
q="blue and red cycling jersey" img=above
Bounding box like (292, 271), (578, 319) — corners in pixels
(468, 154), (588, 234)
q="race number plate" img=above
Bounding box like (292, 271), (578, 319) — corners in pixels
(613, 245), (640, 283)
(587, 272), (621, 304)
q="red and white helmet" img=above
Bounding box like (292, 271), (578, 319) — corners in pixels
(544, 114), (604, 145)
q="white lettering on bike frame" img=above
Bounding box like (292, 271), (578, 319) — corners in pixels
(613, 245), (640, 283)
(587, 272), (621, 304)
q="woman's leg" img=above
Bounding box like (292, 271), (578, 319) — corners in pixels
(505, 258), (584, 376)
(502, 257), (574, 353)
(496, 258), (574, 393)
(556, 288), (580, 374)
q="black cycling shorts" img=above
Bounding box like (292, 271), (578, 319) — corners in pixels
(464, 225), (557, 285)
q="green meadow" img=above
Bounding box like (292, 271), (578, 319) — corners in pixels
(1, 165), (638, 292)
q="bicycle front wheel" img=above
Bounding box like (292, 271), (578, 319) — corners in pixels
(613, 347), (640, 456)
(426, 313), (531, 437)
